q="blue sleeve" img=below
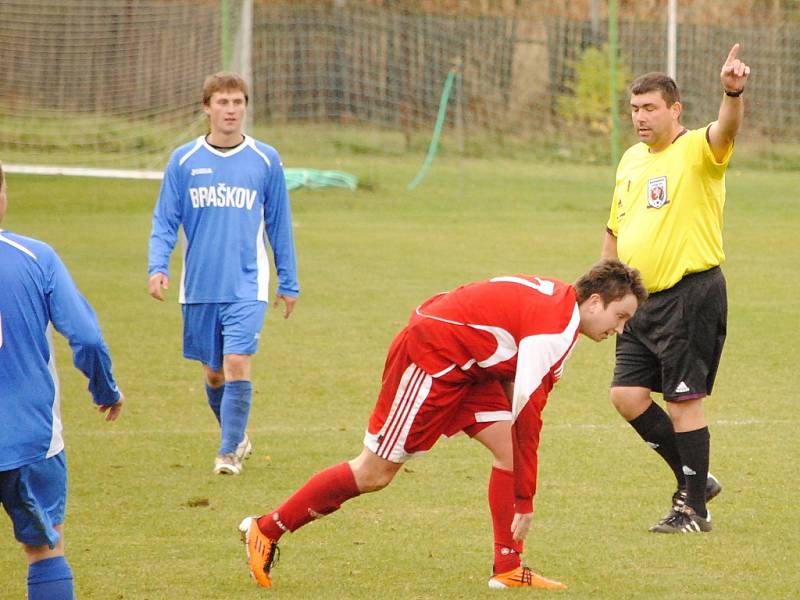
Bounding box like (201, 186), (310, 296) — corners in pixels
(148, 157), (182, 277)
(264, 151), (300, 297)
(46, 250), (121, 406)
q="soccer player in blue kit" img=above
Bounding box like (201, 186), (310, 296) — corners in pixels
(148, 72), (299, 475)
(0, 161), (124, 600)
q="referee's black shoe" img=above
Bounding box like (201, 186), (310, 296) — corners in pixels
(650, 473), (721, 530)
(650, 505), (712, 533)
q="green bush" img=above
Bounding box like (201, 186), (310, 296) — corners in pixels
(558, 44), (631, 135)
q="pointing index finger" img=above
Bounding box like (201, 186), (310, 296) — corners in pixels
(725, 43), (740, 65)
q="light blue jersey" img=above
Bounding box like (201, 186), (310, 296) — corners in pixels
(148, 135), (299, 303)
(0, 231), (120, 472)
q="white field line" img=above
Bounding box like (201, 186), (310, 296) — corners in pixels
(4, 163), (164, 180)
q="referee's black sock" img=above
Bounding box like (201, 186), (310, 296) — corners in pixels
(628, 402), (685, 489)
(675, 427), (711, 519)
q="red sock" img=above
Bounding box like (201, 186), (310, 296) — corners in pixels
(489, 466), (524, 574)
(257, 462), (360, 541)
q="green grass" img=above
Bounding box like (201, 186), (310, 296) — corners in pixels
(0, 151), (797, 599)
(4, 108), (800, 172)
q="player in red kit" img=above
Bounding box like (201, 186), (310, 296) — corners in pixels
(238, 259), (647, 590)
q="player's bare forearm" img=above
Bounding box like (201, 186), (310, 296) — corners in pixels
(601, 230), (618, 259)
(714, 93), (745, 144)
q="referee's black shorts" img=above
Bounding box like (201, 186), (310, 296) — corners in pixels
(612, 267), (727, 401)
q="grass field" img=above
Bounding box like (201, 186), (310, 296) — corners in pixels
(0, 145), (797, 599)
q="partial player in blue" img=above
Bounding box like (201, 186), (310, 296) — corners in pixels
(0, 162), (124, 600)
(147, 72), (300, 475)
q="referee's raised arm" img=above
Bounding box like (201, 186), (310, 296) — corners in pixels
(709, 43), (751, 161)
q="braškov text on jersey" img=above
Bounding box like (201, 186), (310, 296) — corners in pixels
(189, 184), (257, 210)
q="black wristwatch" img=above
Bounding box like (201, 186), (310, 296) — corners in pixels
(724, 88), (744, 97)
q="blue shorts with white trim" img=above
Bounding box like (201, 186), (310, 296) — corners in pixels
(0, 451), (67, 548)
(182, 300), (268, 370)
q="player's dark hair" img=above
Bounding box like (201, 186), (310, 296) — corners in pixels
(0, 161), (4, 189)
(202, 72), (249, 105)
(575, 258), (648, 307)
(630, 72), (681, 106)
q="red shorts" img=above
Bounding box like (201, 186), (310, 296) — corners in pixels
(363, 328), (511, 463)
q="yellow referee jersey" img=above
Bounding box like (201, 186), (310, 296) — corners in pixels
(606, 124), (734, 292)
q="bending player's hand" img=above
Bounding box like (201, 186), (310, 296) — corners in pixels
(720, 43), (750, 93)
(274, 294), (297, 319)
(511, 511), (534, 542)
(148, 273), (169, 301)
(98, 393), (124, 422)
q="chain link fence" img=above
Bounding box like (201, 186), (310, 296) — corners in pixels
(0, 0), (797, 168)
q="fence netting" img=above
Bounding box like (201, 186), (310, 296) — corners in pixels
(0, 0), (796, 168)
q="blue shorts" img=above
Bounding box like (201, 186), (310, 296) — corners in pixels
(182, 301), (268, 371)
(0, 452), (67, 548)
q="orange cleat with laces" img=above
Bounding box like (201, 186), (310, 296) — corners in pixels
(488, 565), (567, 590)
(238, 516), (279, 588)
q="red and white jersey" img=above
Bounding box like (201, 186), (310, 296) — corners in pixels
(405, 275), (580, 511)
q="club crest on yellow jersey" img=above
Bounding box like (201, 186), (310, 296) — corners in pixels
(647, 176), (669, 209)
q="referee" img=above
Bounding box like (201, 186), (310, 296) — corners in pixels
(601, 44), (750, 533)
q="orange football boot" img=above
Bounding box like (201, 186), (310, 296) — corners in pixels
(488, 565), (567, 590)
(238, 517), (279, 588)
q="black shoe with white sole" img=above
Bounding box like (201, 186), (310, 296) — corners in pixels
(650, 505), (712, 533)
(650, 473), (721, 531)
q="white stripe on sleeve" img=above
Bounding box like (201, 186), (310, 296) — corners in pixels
(512, 305), (580, 421)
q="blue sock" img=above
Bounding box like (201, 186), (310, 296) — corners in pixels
(28, 556), (74, 600)
(219, 380), (252, 455)
(205, 383), (224, 425)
